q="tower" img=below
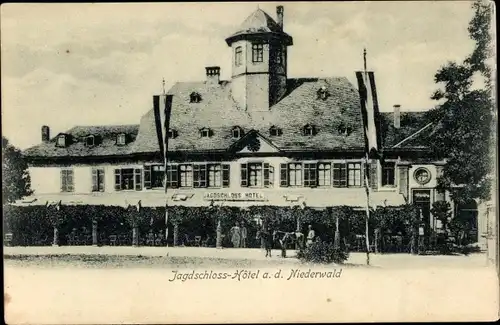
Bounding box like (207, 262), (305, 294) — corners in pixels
(225, 6), (293, 112)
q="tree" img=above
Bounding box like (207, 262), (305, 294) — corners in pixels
(428, 0), (494, 204)
(2, 136), (32, 205)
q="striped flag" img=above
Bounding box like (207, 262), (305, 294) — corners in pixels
(355, 70), (382, 160)
(153, 94), (174, 243)
(153, 95), (174, 157)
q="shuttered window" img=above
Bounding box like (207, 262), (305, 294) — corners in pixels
(179, 164), (193, 187)
(134, 169), (142, 191)
(222, 164), (230, 188)
(207, 164), (220, 188)
(91, 168), (105, 192)
(348, 163), (362, 187)
(318, 163), (331, 186)
(280, 163), (288, 187)
(263, 163), (274, 188)
(194, 164), (208, 188)
(241, 162), (273, 188)
(288, 163), (303, 186)
(61, 169), (74, 192)
(144, 165), (152, 189)
(333, 163), (347, 187)
(166, 165), (178, 188)
(303, 163), (317, 187)
(382, 162), (396, 186)
(114, 168), (138, 191)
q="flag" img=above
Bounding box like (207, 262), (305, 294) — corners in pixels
(153, 95), (174, 157)
(356, 71), (382, 160)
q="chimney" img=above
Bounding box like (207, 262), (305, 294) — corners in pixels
(393, 104), (401, 129)
(205, 66), (220, 85)
(41, 125), (50, 143)
(277, 6), (284, 30)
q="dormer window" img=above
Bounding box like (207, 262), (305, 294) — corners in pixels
(167, 129), (178, 139)
(232, 126), (243, 139)
(85, 135), (95, 147)
(337, 124), (353, 136)
(56, 135), (66, 147)
(303, 124), (317, 136)
(200, 128), (212, 138)
(269, 125), (282, 137)
(190, 92), (202, 103)
(317, 86), (329, 100)
(116, 133), (126, 146)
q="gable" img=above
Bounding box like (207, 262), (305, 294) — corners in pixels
(230, 130), (280, 154)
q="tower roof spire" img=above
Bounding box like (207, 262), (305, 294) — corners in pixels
(363, 48), (367, 72)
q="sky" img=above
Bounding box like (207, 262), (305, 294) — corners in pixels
(1, 2), (478, 149)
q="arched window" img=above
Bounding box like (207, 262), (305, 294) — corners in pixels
(190, 92), (202, 103)
(231, 126), (243, 139)
(235, 46), (243, 67)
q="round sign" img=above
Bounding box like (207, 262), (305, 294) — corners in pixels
(414, 167), (431, 185)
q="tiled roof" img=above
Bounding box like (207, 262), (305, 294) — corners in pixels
(132, 77), (365, 154)
(380, 112), (436, 149)
(23, 125), (139, 158)
(225, 9), (293, 45)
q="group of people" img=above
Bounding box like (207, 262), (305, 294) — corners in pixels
(229, 221), (248, 248)
(229, 220), (317, 251)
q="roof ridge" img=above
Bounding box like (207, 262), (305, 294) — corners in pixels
(392, 122), (434, 148)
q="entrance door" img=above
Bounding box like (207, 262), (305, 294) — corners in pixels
(413, 190), (431, 244)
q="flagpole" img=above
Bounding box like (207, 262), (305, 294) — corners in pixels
(364, 154), (371, 266)
(162, 79), (169, 246)
(363, 48), (371, 266)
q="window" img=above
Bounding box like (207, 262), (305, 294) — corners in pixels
(91, 168), (105, 192)
(252, 43), (264, 62)
(240, 162), (273, 188)
(232, 127), (243, 139)
(114, 168), (142, 191)
(288, 163), (303, 186)
(151, 165), (165, 188)
(60, 169), (74, 192)
(348, 162), (362, 187)
(190, 92), (202, 103)
(333, 163), (347, 187)
(275, 47), (282, 65)
(235, 46), (243, 66)
(200, 128), (211, 138)
(208, 164), (221, 187)
(145, 163), (229, 189)
(318, 163), (331, 186)
(303, 163), (317, 187)
(303, 125), (316, 136)
(167, 129), (177, 139)
(85, 136), (95, 146)
(116, 133), (126, 145)
(179, 164), (193, 187)
(317, 86), (329, 100)
(166, 165), (178, 188)
(269, 126), (282, 137)
(57, 135), (66, 147)
(382, 162), (396, 187)
(414, 167), (431, 185)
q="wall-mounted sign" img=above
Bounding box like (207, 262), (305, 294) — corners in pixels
(203, 192), (266, 201)
(414, 167), (431, 185)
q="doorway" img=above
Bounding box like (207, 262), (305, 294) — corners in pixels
(413, 190), (432, 244)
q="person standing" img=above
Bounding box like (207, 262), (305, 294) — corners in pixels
(240, 221), (248, 248)
(306, 224), (315, 247)
(230, 222), (241, 248)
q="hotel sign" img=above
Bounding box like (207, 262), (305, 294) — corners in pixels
(203, 192), (266, 201)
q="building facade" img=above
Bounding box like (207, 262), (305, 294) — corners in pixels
(20, 6), (485, 247)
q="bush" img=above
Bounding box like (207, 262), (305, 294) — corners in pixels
(296, 241), (349, 264)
